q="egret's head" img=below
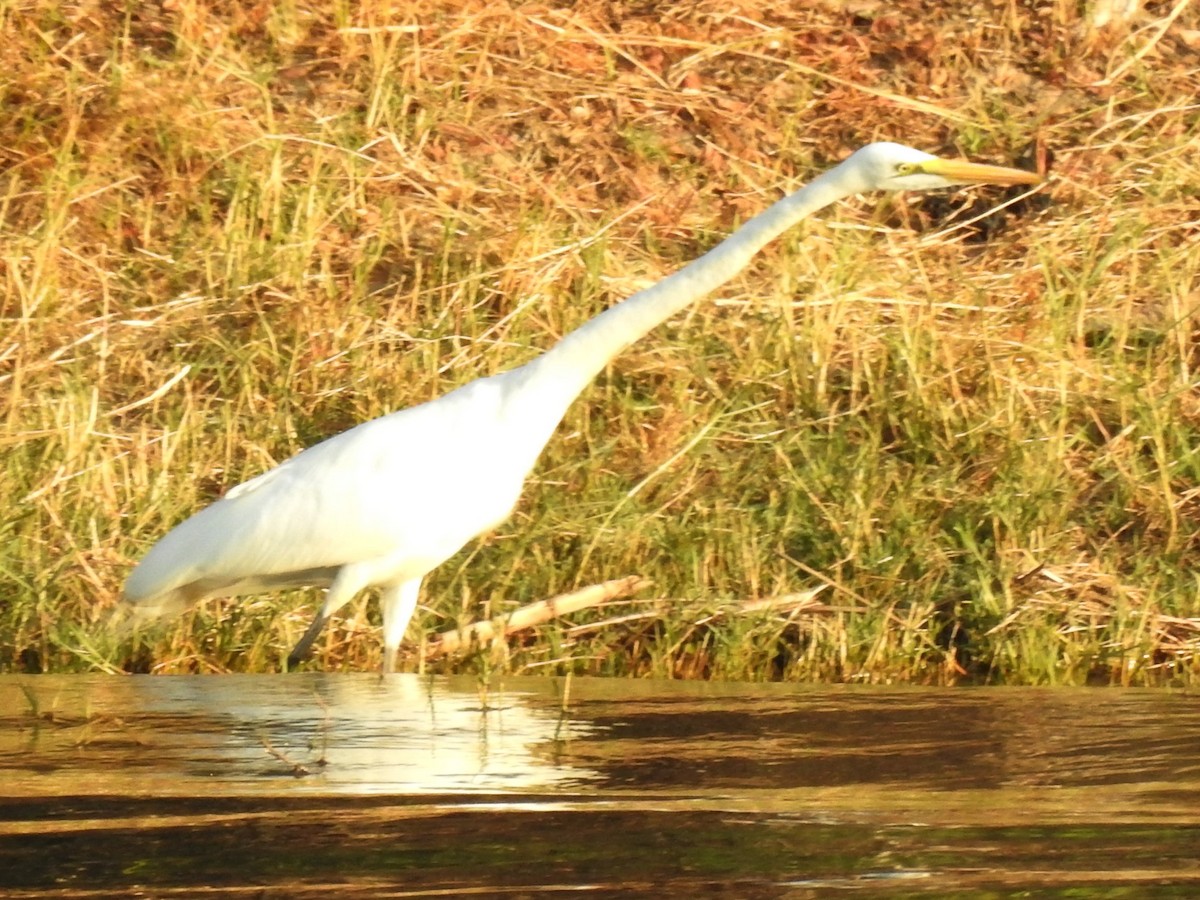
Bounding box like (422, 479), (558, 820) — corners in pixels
(844, 141), (1042, 193)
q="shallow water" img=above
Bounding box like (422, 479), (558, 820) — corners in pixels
(2, 675), (1198, 897)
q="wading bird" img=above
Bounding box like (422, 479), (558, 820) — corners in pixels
(124, 142), (1041, 671)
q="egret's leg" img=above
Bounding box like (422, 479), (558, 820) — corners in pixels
(286, 564), (371, 669)
(379, 578), (422, 674)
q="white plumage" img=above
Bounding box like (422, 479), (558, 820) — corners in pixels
(124, 142), (1040, 671)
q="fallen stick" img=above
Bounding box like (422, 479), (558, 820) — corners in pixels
(424, 575), (649, 659)
(566, 586), (831, 636)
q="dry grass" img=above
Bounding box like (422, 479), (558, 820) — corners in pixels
(2, 0), (1198, 682)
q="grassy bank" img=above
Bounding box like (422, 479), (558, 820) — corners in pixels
(2, 0), (1197, 682)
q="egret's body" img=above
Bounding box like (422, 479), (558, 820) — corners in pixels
(124, 143), (1040, 670)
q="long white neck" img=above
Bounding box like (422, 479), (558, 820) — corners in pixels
(502, 160), (867, 433)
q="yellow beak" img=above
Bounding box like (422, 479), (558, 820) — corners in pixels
(921, 158), (1043, 186)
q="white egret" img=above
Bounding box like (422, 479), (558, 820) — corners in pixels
(123, 142), (1041, 671)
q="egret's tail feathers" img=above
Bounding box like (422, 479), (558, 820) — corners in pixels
(109, 590), (193, 638)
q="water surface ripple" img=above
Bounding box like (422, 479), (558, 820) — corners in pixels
(2, 675), (1197, 897)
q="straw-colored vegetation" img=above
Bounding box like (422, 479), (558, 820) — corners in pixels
(2, 0), (1197, 683)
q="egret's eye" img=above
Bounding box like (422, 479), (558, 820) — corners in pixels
(895, 162), (919, 176)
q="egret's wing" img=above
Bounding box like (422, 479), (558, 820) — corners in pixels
(124, 376), (520, 606)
